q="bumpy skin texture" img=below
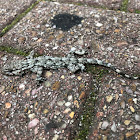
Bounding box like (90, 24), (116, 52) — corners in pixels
(2, 48), (139, 82)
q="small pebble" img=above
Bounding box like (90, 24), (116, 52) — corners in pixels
(5, 102), (11, 109)
(115, 94), (119, 101)
(34, 127), (38, 135)
(101, 121), (109, 130)
(0, 86), (5, 93)
(63, 108), (71, 114)
(45, 24), (50, 27)
(43, 109), (49, 114)
(52, 134), (59, 140)
(125, 132), (135, 138)
(57, 101), (65, 106)
(45, 71), (52, 78)
(68, 95), (72, 101)
(127, 125), (133, 130)
(61, 123), (67, 129)
(124, 120), (131, 126)
(120, 100), (125, 109)
(111, 121), (117, 132)
(19, 83), (25, 90)
(77, 76), (82, 80)
(28, 113), (35, 119)
(45, 44), (49, 47)
(129, 106), (135, 112)
(135, 125), (140, 130)
(36, 25), (40, 28)
(69, 112), (74, 118)
(45, 81), (51, 87)
(3, 135), (7, 140)
(28, 118), (39, 129)
(102, 135), (107, 140)
(95, 22), (103, 27)
(55, 110), (60, 116)
(65, 102), (71, 107)
(61, 75), (65, 79)
(103, 105), (107, 111)
(133, 98), (137, 104)
(135, 114), (140, 121)
(74, 100), (79, 108)
(107, 47), (113, 51)
(106, 95), (113, 103)
(79, 91), (85, 100)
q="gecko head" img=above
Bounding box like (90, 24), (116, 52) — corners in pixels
(2, 60), (25, 76)
(2, 60), (20, 75)
(2, 63), (14, 74)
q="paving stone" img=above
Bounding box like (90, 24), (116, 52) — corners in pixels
(0, 52), (93, 139)
(0, 0), (37, 32)
(88, 74), (140, 139)
(128, 0), (140, 12)
(54, 0), (123, 9)
(0, 1), (139, 139)
(0, 1), (139, 76)
(85, 0), (123, 9)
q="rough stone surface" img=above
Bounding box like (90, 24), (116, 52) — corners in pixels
(54, 0), (123, 9)
(0, 1), (139, 76)
(0, 51), (93, 139)
(0, 0), (37, 32)
(0, 0), (139, 139)
(128, 0), (140, 12)
(88, 74), (140, 140)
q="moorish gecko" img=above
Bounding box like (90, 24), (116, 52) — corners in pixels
(2, 48), (139, 82)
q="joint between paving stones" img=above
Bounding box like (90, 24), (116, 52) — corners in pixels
(0, 46), (29, 56)
(120, 0), (129, 12)
(0, 0), (42, 37)
(0, 1), (139, 139)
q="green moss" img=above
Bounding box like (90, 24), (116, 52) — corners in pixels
(0, 0), (42, 37)
(120, 0), (129, 12)
(75, 92), (96, 140)
(135, 10), (140, 14)
(0, 45), (43, 58)
(75, 65), (109, 139)
(86, 65), (109, 80)
(0, 46), (28, 56)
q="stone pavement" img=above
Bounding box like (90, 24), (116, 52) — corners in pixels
(0, 0), (140, 139)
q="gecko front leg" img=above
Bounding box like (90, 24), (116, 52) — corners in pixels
(30, 66), (44, 82)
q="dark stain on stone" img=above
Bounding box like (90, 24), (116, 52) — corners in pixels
(50, 13), (83, 31)
(45, 122), (58, 132)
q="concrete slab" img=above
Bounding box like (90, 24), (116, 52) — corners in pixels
(128, 0), (140, 12)
(0, 51), (93, 139)
(0, 1), (139, 76)
(53, 0), (123, 9)
(88, 74), (140, 140)
(0, 0), (37, 32)
(0, 1), (139, 139)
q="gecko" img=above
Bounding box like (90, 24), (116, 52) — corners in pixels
(2, 47), (139, 82)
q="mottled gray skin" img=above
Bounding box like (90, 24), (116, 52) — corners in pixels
(2, 48), (139, 82)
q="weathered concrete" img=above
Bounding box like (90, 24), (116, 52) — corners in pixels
(0, 0), (37, 32)
(128, 0), (140, 12)
(0, 0), (139, 139)
(88, 74), (140, 140)
(53, 0), (123, 9)
(0, 51), (93, 139)
(0, 1), (139, 75)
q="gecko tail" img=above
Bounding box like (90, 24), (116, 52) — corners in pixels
(86, 58), (139, 80)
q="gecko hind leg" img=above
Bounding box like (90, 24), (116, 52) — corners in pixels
(31, 66), (45, 83)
